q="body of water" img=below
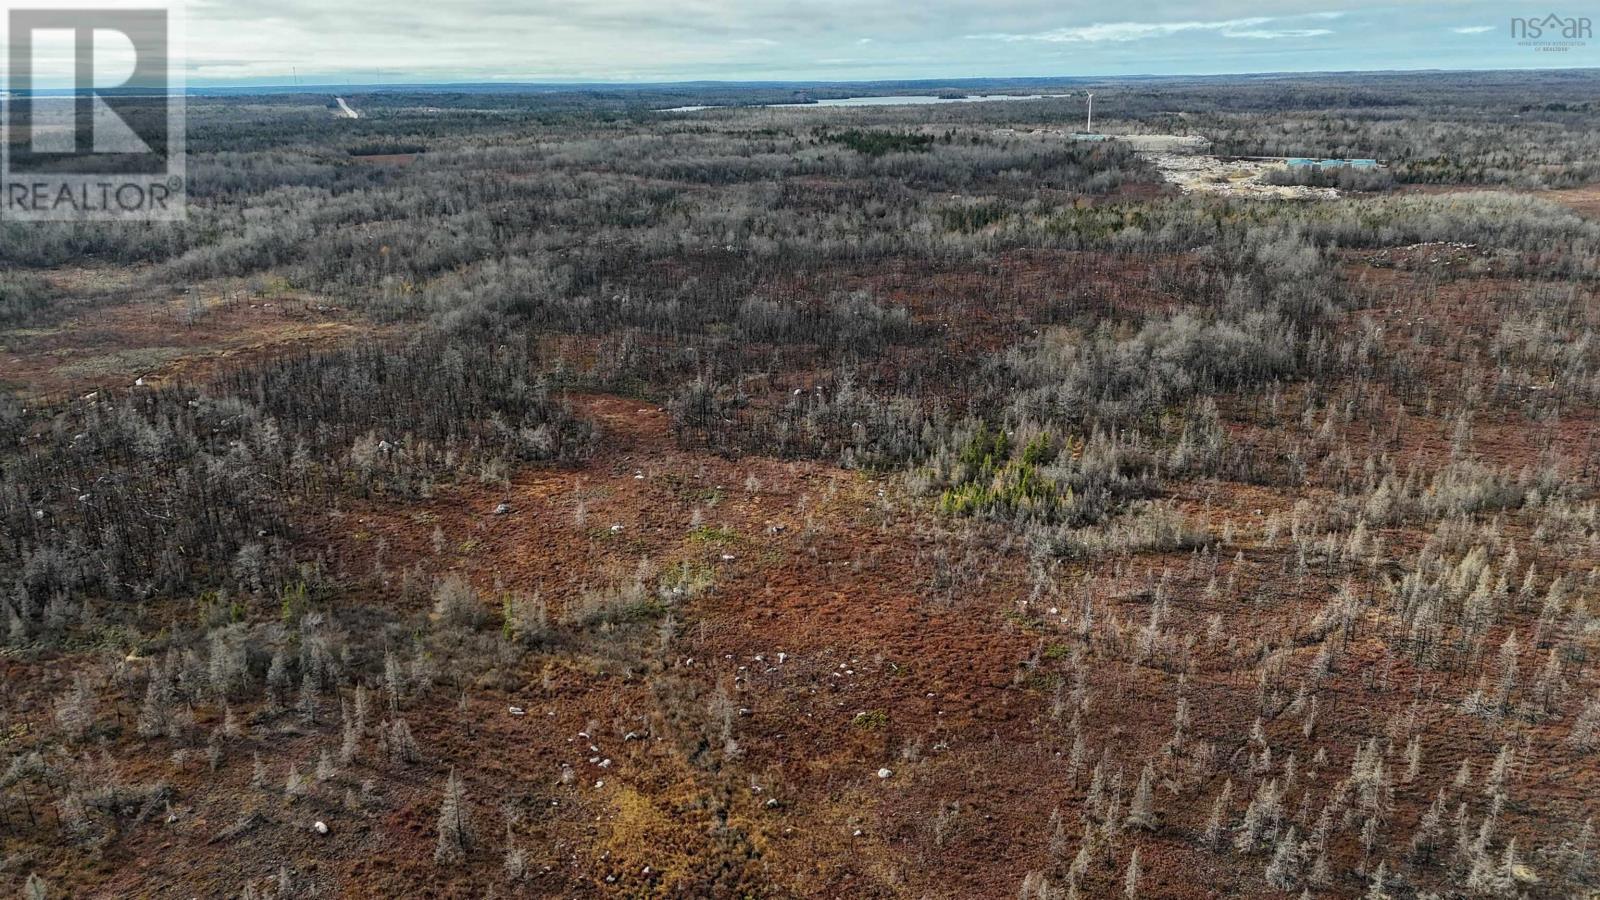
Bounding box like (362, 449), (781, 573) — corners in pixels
(659, 93), (1070, 113)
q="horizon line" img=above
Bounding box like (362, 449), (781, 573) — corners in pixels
(82, 63), (1600, 95)
(10, 64), (1596, 97)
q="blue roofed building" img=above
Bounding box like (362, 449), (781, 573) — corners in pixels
(1287, 157), (1381, 169)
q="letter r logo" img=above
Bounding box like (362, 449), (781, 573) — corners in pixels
(6, 8), (170, 165)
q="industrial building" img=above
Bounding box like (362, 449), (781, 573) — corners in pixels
(1286, 158), (1380, 169)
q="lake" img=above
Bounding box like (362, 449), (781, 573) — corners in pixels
(659, 93), (1070, 113)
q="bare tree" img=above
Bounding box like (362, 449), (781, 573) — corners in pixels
(435, 769), (473, 865)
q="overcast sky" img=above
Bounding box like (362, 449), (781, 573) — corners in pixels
(23, 0), (1600, 85)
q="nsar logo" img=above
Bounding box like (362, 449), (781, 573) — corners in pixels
(1510, 12), (1592, 51)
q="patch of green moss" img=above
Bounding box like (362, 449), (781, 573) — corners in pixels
(852, 709), (889, 731)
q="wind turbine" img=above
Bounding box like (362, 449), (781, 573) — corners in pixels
(1085, 92), (1094, 133)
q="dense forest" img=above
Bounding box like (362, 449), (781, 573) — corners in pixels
(3, 69), (1600, 898)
